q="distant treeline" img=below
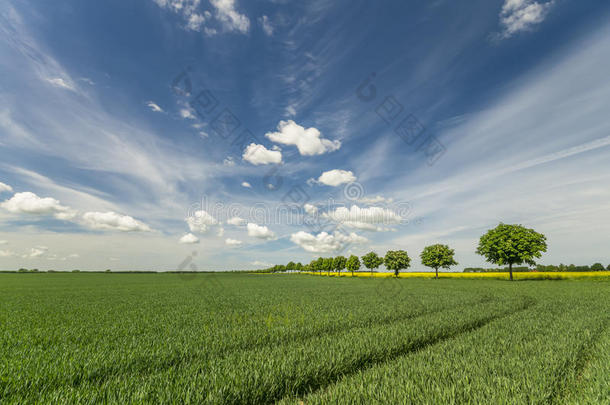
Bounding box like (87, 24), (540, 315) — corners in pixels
(464, 263), (609, 273)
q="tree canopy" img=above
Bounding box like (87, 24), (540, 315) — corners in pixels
(346, 255), (361, 275)
(476, 223), (547, 281)
(384, 250), (411, 277)
(420, 244), (458, 278)
(362, 251), (384, 272)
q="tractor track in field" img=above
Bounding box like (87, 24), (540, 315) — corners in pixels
(547, 317), (609, 404)
(3, 295), (498, 401)
(280, 297), (537, 405)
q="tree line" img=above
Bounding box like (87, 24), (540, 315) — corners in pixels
(259, 223), (605, 281)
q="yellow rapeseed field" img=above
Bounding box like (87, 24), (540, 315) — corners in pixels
(303, 271), (610, 280)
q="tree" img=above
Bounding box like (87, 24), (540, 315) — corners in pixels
(286, 261), (296, 271)
(346, 255), (361, 276)
(333, 256), (347, 275)
(591, 263), (605, 271)
(295, 262), (303, 271)
(362, 251), (384, 274)
(384, 250), (411, 277)
(476, 223), (547, 281)
(420, 244), (458, 279)
(607, 264), (610, 271)
(322, 257), (334, 275)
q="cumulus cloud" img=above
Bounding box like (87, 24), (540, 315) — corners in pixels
(186, 210), (218, 233)
(259, 15), (273, 36)
(186, 12), (206, 31)
(251, 260), (271, 267)
(290, 230), (367, 253)
(0, 182), (13, 193)
(82, 212), (152, 232)
(323, 205), (402, 231)
(265, 120), (341, 156)
(179, 233), (200, 244)
(227, 216), (246, 226)
(241, 181), (252, 188)
(146, 101), (164, 113)
(304, 203), (318, 215)
(247, 223), (276, 240)
(316, 169), (356, 186)
(242, 143), (282, 165)
(499, 0), (555, 38)
(225, 238), (243, 246)
(210, 0), (250, 33)
(1, 192), (77, 220)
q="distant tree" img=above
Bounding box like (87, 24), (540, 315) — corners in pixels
(286, 261), (296, 271)
(607, 264), (610, 271)
(346, 255), (361, 276)
(322, 258), (334, 275)
(18, 268), (28, 273)
(72, 269), (81, 273)
(333, 256), (347, 275)
(591, 263), (604, 271)
(476, 223), (547, 281)
(362, 252), (384, 274)
(420, 244), (458, 279)
(105, 269), (112, 273)
(295, 262), (303, 271)
(384, 250), (411, 277)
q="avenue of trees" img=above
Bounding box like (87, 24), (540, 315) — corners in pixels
(261, 223), (607, 280)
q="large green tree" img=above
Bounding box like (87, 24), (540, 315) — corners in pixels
(384, 250), (411, 277)
(346, 255), (361, 276)
(362, 251), (384, 274)
(333, 256), (347, 275)
(420, 244), (458, 279)
(476, 223), (547, 281)
(322, 257), (334, 275)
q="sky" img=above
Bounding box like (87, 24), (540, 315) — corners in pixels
(1, 0), (610, 271)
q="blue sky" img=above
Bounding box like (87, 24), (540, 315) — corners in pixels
(1, 0), (610, 271)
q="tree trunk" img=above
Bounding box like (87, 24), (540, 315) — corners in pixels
(509, 263), (513, 281)
(435, 267), (438, 279)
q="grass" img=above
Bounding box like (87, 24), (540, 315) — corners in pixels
(0, 273), (608, 404)
(303, 270), (610, 280)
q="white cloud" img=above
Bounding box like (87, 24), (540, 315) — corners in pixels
(227, 216), (246, 226)
(304, 203), (318, 215)
(251, 260), (271, 267)
(290, 231), (367, 253)
(225, 238), (243, 246)
(46, 77), (76, 92)
(499, 0), (555, 38)
(359, 195), (393, 204)
(0, 240), (7, 245)
(323, 205), (402, 231)
(210, 0), (250, 33)
(82, 212), (152, 232)
(179, 233), (200, 244)
(29, 246), (49, 258)
(0, 250), (15, 257)
(259, 15), (273, 36)
(223, 156), (235, 166)
(66, 253), (80, 259)
(146, 101), (164, 113)
(180, 108), (196, 120)
(186, 13), (206, 31)
(242, 143), (282, 165)
(1, 192), (77, 220)
(316, 169), (356, 186)
(285, 105), (297, 117)
(241, 181), (252, 188)
(247, 223), (276, 240)
(0, 182), (13, 193)
(265, 120), (341, 156)
(186, 210), (218, 233)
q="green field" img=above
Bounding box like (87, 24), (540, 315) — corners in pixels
(1, 273), (608, 404)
